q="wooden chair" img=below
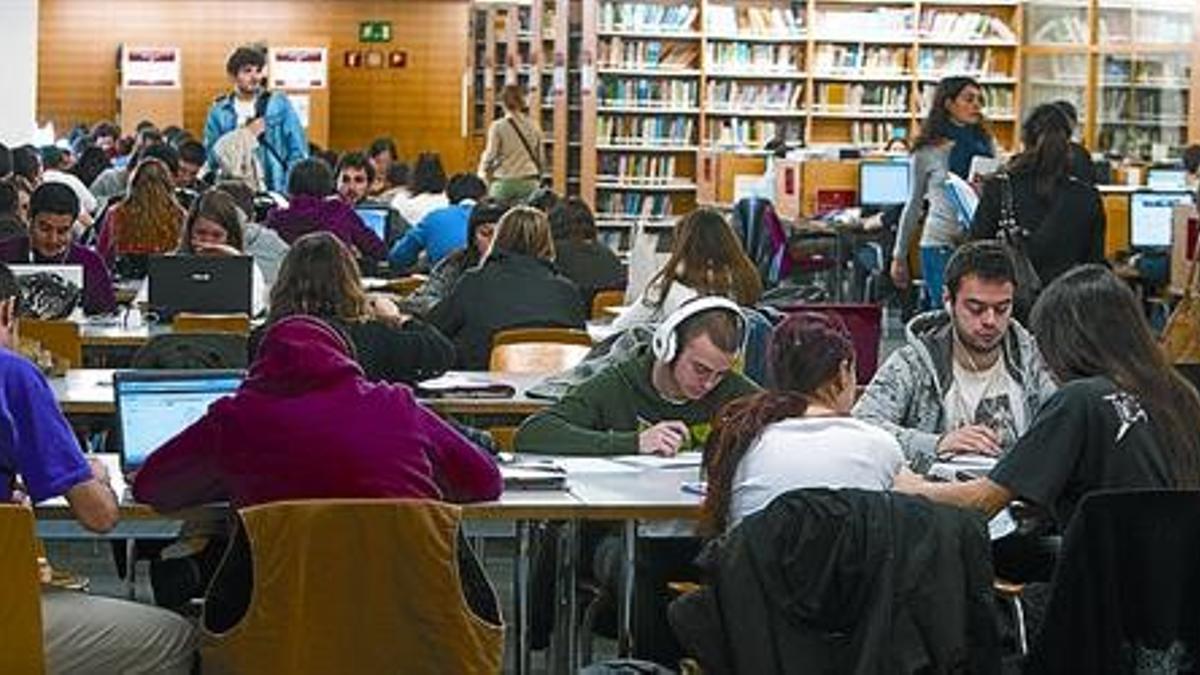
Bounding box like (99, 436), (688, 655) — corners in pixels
(17, 318), (82, 369)
(590, 289), (626, 320)
(0, 505), (46, 675)
(201, 500), (504, 675)
(489, 327), (593, 374)
(488, 426), (518, 452)
(172, 312), (251, 335)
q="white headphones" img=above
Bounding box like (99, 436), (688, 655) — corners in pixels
(651, 296), (747, 364)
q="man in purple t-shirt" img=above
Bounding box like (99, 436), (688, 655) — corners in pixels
(0, 263), (195, 673)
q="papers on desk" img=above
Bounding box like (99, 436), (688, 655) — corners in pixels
(501, 460), (568, 491)
(927, 453), (997, 483)
(611, 453), (703, 470)
(415, 373), (515, 399)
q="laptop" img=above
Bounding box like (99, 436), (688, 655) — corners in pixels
(1146, 167), (1189, 191)
(858, 160), (910, 216)
(1130, 190), (1193, 250)
(114, 370), (244, 476)
(147, 255), (252, 320)
(8, 263), (84, 289)
(354, 204), (397, 245)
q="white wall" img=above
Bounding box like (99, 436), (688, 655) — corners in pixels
(0, 0), (38, 144)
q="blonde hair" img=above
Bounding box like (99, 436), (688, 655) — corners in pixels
(490, 206), (554, 261)
(117, 158), (185, 254)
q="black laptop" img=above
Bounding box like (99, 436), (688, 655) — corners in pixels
(147, 255), (253, 320)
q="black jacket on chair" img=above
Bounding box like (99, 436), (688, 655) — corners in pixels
(1027, 489), (1200, 674)
(669, 488), (1001, 675)
(428, 249), (586, 369)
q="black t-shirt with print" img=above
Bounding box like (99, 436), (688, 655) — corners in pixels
(989, 376), (1173, 528)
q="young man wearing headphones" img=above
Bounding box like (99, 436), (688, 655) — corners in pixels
(854, 240), (1057, 471)
(515, 297), (760, 457)
(516, 297), (759, 664)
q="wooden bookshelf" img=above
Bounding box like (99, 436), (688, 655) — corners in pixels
(1022, 0), (1198, 160)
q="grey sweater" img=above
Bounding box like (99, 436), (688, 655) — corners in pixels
(893, 144), (964, 258)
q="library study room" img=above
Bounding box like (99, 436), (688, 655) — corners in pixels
(2, 0), (1200, 673)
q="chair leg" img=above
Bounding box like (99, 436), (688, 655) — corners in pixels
(1009, 595), (1028, 655)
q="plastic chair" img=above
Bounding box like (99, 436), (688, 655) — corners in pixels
(489, 327), (593, 374)
(591, 289), (626, 320)
(172, 313), (251, 335)
(776, 303), (882, 385)
(201, 499), (504, 675)
(0, 505), (46, 675)
(17, 318), (82, 368)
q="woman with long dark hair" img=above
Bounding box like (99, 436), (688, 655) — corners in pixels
(614, 208), (763, 332)
(891, 76), (994, 309)
(971, 103), (1104, 287)
(896, 264), (1200, 528)
(701, 312), (903, 536)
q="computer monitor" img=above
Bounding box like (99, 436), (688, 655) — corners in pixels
(354, 204), (394, 244)
(8, 264), (84, 289)
(1130, 190), (1193, 249)
(147, 255), (253, 320)
(114, 370), (244, 473)
(859, 161), (911, 211)
(1146, 168), (1189, 191)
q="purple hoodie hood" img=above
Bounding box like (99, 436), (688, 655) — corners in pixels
(247, 316), (364, 395)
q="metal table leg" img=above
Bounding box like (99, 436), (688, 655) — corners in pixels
(549, 520), (579, 673)
(513, 520), (532, 675)
(617, 519), (637, 657)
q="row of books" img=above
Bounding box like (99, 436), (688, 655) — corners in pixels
(598, 154), (681, 183)
(915, 48), (1000, 77)
(596, 191), (675, 218)
(599, 77), (698, 107)
(1100, 13), (1193, 45)
(1028, 12), (1087, 45)
(1102, 56), (1192, 86)
(597, 115), (697, 145)
(918, 11), (1016, 42)
(813, 8), (914, 41)
(704, 4), (805, 37)
(850, 121), (905, 147)
(706, 82), (803, 110)
(1100, 89), (1189, 120)
(707, 43), (804, 72)
(814, 45), (907, 74)
(598, 38), (698, 70)
(600, 2), (699, 33)
(816, 83), (909, 112)
(706, 118), (803, 148)
(1099, 126), (1186, 161)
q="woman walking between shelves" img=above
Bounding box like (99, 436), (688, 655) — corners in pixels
(890, 76), (994, 310)
(478, 84), (545, 205)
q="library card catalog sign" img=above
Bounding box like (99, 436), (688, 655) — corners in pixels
(121, 47), (181, 88)
(268, 48), (327, 89)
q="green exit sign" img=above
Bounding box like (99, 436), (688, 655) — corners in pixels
(359, 21), (392, 43)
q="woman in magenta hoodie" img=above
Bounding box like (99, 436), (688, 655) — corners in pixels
(265, 157), (387, 261)
(133, 315), (502, 510)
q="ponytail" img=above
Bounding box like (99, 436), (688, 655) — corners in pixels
(1012, 104), (1073, 199)
(700, 391), (810, 536)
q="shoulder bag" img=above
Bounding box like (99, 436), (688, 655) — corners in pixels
(996, 171), (1043, 319)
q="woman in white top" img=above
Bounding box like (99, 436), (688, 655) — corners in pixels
(613, 208), (762, 332)
(701, 312), (903, 535)
(479, 84), (545, 205)
(391, 153), (449, 227)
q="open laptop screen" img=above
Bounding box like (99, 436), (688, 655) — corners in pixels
(115, 371), (243, 472)
(355, 205), (391, 243)
(1131, 190), (1192, 249)
(859, 161), (911, 209)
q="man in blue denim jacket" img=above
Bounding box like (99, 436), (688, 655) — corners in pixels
(203, 46), (308, 193)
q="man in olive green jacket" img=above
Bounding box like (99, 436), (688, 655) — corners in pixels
(515, 302), (760, 457)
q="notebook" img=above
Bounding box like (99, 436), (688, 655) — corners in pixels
(114, 370), (244, 476)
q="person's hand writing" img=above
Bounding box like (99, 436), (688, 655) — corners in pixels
(937, 425), (1001, 456)
(638, 421), (689, 457)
